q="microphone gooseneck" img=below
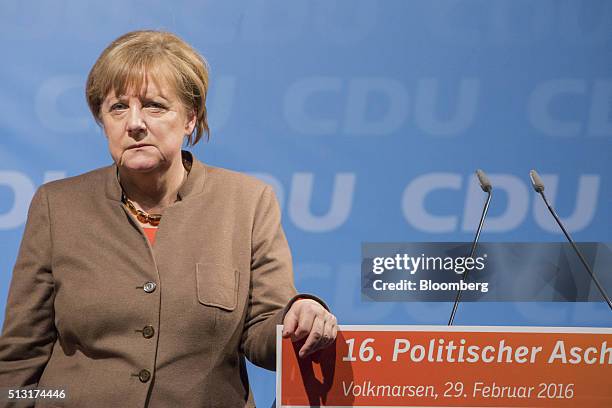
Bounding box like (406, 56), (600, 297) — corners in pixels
(529, 169), (612, 311)
(448, 169), (492, 326)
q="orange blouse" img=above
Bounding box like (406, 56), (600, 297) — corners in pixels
(143, 227), (158, 246)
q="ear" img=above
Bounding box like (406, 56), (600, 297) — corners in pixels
(98, 115), (109, 139)
(185, 110), (196, 135)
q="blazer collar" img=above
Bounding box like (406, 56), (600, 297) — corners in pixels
(104, 150), (207, 202)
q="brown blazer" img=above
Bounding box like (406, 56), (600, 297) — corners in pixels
(0, 151), (319, 407)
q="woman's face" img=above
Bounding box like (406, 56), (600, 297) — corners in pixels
(100, 75), (195, 173)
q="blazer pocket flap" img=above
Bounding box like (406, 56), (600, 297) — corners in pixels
(196, 263), (238, 311)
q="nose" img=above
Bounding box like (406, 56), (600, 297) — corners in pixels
(127, 105), (146, 138)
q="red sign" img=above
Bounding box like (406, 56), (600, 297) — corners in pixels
(277, 325), (612, 407)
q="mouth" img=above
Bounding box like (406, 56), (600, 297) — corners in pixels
(127, 143), (153, 150)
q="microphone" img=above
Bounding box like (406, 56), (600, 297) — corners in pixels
(476, 168), (492, 193)
(529, 170), (612, 311)
(448, 169), (492, 325)
(529, 169), (545, 193)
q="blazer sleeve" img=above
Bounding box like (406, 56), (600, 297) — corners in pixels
(241, 185), (330, 370)
(0, 185), (57, 387)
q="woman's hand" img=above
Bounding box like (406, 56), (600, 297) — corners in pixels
(282, 299), (338, 358)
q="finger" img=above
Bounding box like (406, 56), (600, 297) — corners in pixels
(323, 314), (338, 348)
(330, 313), (338, 339)
(292, 308), (316, 342)
(317, 313), (337, 349)
(282, 310), (299, 338)
(320, 317), (335, 347)
(299, 317), (325, 357)
(329, 313), (337, 325)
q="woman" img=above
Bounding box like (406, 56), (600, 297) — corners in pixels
(0, 30), (336, 407)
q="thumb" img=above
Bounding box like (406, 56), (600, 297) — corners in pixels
(282, 309), (299, 338)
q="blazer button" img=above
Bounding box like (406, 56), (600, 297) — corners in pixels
(143, 282), (157, 293)
(138, 369), (151, 383)
(142, 325), (155, 339)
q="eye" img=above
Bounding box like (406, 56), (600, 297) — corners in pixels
(109, 102), (127, 111)
(145, 102), (167, 111)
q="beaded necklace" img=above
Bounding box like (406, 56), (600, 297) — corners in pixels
(119, 155), (191, 227)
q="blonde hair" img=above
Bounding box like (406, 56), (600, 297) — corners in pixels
(86, 30), (210, 145)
